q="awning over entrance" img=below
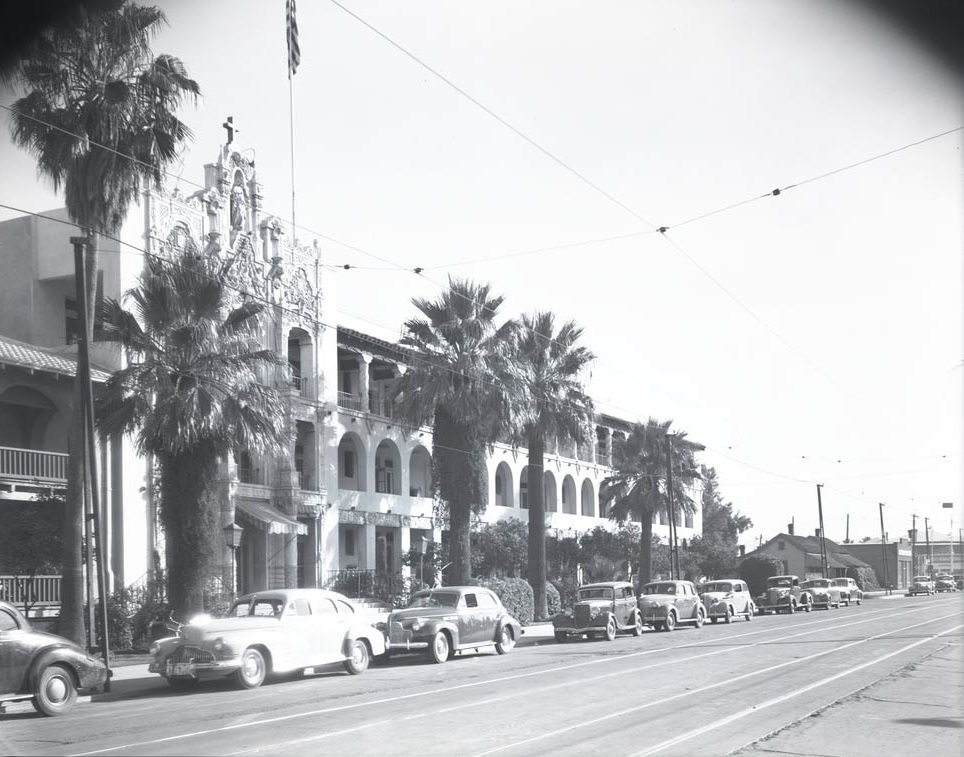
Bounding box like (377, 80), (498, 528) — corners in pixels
(236, 500), (306, 535)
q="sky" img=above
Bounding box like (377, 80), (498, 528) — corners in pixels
(1, 0), (961, 550)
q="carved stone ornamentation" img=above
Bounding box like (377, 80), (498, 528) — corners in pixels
(284, 266), (315, 317)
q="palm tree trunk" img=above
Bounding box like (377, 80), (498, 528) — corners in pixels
(59, 234), (100, 646)
(527, 436), (548, 619)
(639, 512), (654, 586)
(434, 409), (479, 586)
(159, 448), (220, 619)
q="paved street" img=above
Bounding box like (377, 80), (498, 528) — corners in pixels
(1, 593), (961, 757)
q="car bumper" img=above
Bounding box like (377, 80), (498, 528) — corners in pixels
(149, 658), (240, 679)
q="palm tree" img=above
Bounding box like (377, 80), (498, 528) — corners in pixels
(392, 278), (519, 586)
(2, 1), (198, 643)
(96, 250), (289, 619)
(514, 312), (594, 619)
(601, 419), (702, 586)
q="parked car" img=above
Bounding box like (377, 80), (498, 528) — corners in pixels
(148, 588), (386, 690)
(552, 581), (643, 641)
(908, 576), (935, 596)
(755, 575), (813, 614)
(699, 579), (755, 623)
(638, 580), (706, 631)
(831, 577), (863, 605)
(0, 600), (108, 716)
(801, 578), (842, 609)
(954, 575), (963, 591)
(934, 575), (957, 592)
(383, 586), (521, 663)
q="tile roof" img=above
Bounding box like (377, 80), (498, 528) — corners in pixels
(0, 335), (110, 383)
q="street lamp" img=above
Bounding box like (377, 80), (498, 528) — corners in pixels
(224, 523), (244, 595)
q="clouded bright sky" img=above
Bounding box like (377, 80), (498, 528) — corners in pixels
(2, 0), (961, 548)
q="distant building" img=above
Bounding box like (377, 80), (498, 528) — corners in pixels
(840, 538), (913, 590)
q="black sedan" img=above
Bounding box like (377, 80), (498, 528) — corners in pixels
(383, 587), (521, 663)
(0, 600), (108, 716)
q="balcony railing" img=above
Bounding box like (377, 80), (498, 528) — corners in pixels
(0, 575), (61, 609)
(337, 391), (363, 411)
(0, 447), (68, 483)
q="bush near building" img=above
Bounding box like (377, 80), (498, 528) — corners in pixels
(478, 576), (534, 626)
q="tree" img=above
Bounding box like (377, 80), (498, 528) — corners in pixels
(3, 0), (198, 643)
(95, 250), (288, 619)
(392, 278), (518, 586)
(0, 495), (64, 615)
(472, 520), (528, 578)
(513, 312), (594, 620)
(687, 466), (752, 579)
(600, 419), (702, 586)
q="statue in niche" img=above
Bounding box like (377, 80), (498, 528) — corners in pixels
(229, 175), (247, 239)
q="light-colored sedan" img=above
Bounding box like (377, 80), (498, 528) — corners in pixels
(148, 589), (387, 690)
(699, 579), (755, 623)
(638, 580), (706, 631)
(801, 578), (842, 609)
(831, 577), (863, 605)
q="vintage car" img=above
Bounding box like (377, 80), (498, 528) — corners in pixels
(908, 576), (935, 596)
(148, 588), (386, 690)
(831, 577), (863, 605)
(383, 586), (521, 663)
(638, 580), (706, 631)
(934, 575), (957, 592)
(552, 581), (643, 641)
(800, 578), (842, 609)
(0, 600), (108, 716)
(699, 579), (755, 623)
(755, 575), (813, 614)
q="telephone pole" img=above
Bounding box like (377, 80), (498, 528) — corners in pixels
(879, 503), (889, 593)
(816, 485), (828, 578)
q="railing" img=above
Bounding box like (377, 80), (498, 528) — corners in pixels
(0, 575), (62, 608)
(238, 465), (265, 485)
(0, 447), (68, 483)
(337, 391), (364, 411)
(369, 393), (397, 419)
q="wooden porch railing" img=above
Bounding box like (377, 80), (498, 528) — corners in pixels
(0, 447), (68, 483)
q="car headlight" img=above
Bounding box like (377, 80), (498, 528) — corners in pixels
(213, 637), (225, 652)
(149, 641), (160, 656)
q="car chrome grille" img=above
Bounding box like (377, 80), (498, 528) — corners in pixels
(574, 605), (592, 626)
(169, 645), (214, 664)
(389, 622), (406, 643)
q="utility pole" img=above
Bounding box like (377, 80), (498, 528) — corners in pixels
(910, 514), (917, 576)
(71, 236), (111, 690)
(666, 438), (678, 580)
(878, 503), (889, 594)
(816, 485), (828, 578)
(924, 517), (933, 578)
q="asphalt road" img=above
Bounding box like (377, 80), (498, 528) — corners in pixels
(2, 593), (961, 757)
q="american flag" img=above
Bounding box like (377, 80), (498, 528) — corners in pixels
(286, 0), (301, 76)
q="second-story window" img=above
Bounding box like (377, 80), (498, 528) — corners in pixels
(376, 458), (394, 494)
(343, 449), (355, 479)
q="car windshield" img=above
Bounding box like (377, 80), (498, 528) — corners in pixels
(642, 583), (676, 595)
(832, 579), (848, 585)
(702, 582), (732, 593)
(408, 591), (459, 608)
(231, 599), (284, 617)
(806, 580), (830, 588)
(769, 577), (792, 587)
(577, 587), (615, 600)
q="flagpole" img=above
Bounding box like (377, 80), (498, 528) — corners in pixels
(289, 70), (296, 245)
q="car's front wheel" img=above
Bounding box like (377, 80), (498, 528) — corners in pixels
(632, 612), (644, 637)
(32, 664), (78, 717)
(344, 639), (370, 674)
(664, 612), (676, 632)
(429, 630), (450, 664)
(724, 606), (733, 624)
(233, 647), (267, 689)
(695, 608), (705, 628)
(496, 625), (515, 654)
(602, 616), (617, 641)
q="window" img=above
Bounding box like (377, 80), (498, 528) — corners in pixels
(475, 592), (497, 609)
(344, 530), (355, 557)
(684, 511), (694, 528)
(343, 449), (355, 479)
(376, 458), (394, 494)
(0, 609), (19, 631)
(294, 598), (311, 616)
(464, 593), (478, 608)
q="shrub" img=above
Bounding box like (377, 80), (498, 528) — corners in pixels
(478, 576), (534, 626)
(552, 575), (580, 611)
(87, 591), (135, 655)
(545, 582), (561, 617)
(738, 555), (783, 597)
(850, 566), (880, 592)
